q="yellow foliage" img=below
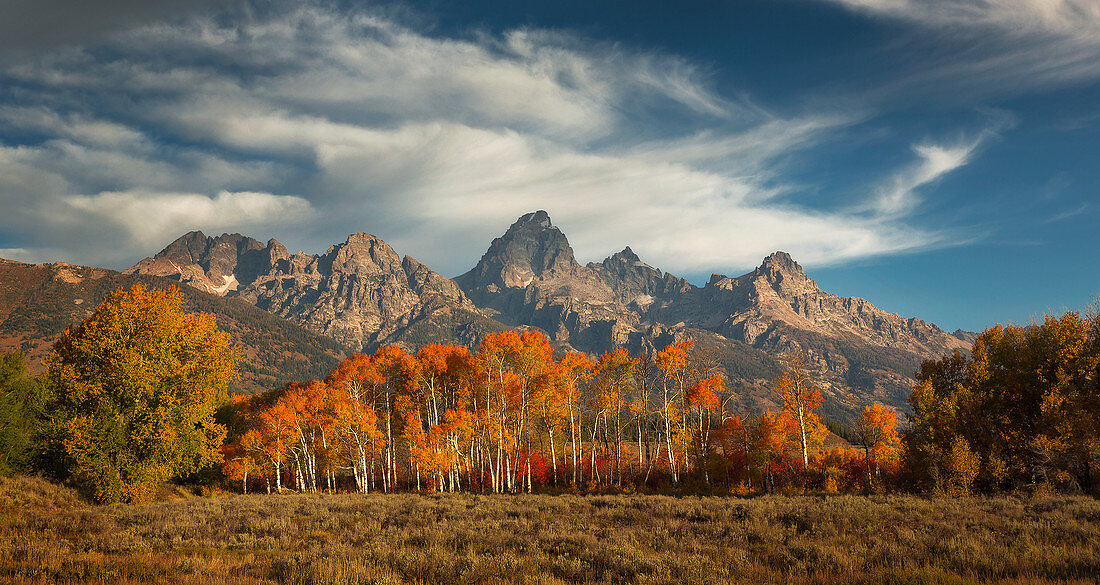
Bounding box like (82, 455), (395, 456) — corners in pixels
(943, 437), (980, 496)
(41, 284), (239, 503)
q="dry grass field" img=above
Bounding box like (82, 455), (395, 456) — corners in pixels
(1, 475), (1098, 585)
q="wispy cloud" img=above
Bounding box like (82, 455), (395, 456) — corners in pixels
(1044, 203), (1088, 223)
(65, 191), (317, 249)
(823, 0), (1100, 97)
(0, 248), (38, 263)
(0, 3), (966, 275)
(861, 112), (1014, 218)
(827, 0), (1100, 34)
(871, 141), (978, 217)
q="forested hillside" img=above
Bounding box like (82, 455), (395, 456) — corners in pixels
(0, 259), (348, 393)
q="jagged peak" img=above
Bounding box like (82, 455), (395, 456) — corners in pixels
(493, 211), (574, 268)
(492, 211), (569, 255)
(457, 211), (578, 293)
(344, 231), (386, 245)
(510, 210), (554, 231)
(158, 230), (207, 250)
(401, 254), (427, 276)
(702, 253), (807, 290)
(172, 231), (259, 244)
(614, 246), (640, 262)
(330, 232), (398, 259)
(600, 246), (663, 276)
(316, 232), (404, 275)
(759, 251), (803, 273)
(156, 231), (267, 256)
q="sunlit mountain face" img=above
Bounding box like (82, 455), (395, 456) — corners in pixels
(116, 211), (973, 416)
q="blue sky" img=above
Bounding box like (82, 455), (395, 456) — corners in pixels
(0, 0), (1097, 333)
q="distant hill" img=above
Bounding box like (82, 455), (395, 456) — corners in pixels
(0, 259), (349, 394)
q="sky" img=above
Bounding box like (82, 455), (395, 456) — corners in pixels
(0, 0), (1097, 333)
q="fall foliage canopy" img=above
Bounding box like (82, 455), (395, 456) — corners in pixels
(14, 282), (1100, 499)
(906, 312), (1100, 494)
(36, 284), (240, 503)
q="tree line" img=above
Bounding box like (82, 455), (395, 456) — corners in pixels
(907, 312), (1100, 495)
(218, 332), (903, 497)
(0, 283), (1096, 502)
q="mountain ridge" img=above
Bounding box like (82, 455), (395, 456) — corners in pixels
(126, 230), (504, 351)
(448, 212), (972, 414)
(120, 211), (974, 414)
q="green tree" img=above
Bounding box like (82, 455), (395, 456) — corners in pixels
(37, 284), (239, 503)
(0, 351), (35, 475)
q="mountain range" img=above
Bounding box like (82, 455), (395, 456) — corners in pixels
(114, 210), (973, 416)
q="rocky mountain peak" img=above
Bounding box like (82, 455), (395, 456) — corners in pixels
(758, 251), (804, 277)
(500, 211), (575, 276)
(511, 209), (553, 230)
(264, 238), (290, 266)
(323, 232), (403, 276)
(457, 211), (579, 293)
(750, 251), (819, 299)
(130, 228), (487, 350)
(704, 252), (809, 293)
(593, 246), (663, 287)
(613, 246), (641, 263)
(601, 246), (648, 270)
(124, 231), (267, 295)
(589, 245), (691, 309)
(161, 230), (208, 260)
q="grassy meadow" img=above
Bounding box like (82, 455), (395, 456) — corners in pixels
(1, 476), (1099, 585)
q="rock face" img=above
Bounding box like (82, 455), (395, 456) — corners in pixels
(590, 246), (694, 309)
(698, 251), (970, 356)
(124, 232), (268, 295)
(456, 212), (973, 413)
(128, 231), (488, 350)
(455, 211), (679, 354)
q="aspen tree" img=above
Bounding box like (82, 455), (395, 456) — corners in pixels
(775, 351), (824, 467)
(655, 341), (693, 485)
(855, 403), (900, 491)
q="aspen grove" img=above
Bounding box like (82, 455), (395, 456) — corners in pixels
(220, 330), (901, 495)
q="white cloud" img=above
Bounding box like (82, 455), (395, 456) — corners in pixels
(1043, 202), (1088, 223)
(823, 0), (1100, 95)
(863, 113), (1013, 218)
(0, 3), (966, 275)
(0, 138), (301, 266)
(872, 141), (978, 217)
(64, 190), (316, 248)
(0, 106), (148, 150)
(828, 0), (1100, 34)
(0, 248), (37, 263)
